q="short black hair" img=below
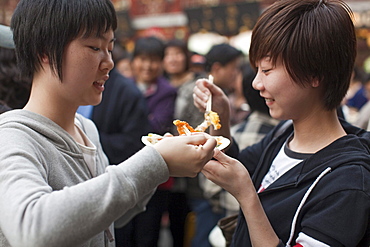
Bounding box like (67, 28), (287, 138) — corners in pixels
(11, 0), (117, 80)
(205, 43), (243, 72)
(132, 36), (165, 60)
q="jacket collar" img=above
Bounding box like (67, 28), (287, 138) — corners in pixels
(255, 119), (370, 192)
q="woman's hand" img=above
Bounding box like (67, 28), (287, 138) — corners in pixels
(193, 78), (232, 139)
(201, 148), (255, 202)
(153, 133), (217, 177)
(203, 149), (280, 246)
(193, 78), (230, 118)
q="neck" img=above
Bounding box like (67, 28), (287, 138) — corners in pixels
(24, 77), (78, 136)
(289, 109), (346, 153)
(169, 71), (193, 88)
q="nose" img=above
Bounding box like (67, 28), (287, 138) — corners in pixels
(252, 72), (263, 91)
(101, 52), (114, 73)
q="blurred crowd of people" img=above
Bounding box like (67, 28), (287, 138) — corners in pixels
(0, 24), (276, 246)
(2, 29), (370, 247)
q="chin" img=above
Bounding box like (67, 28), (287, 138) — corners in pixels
(270, 111), (285, 121)
(91, 98), (102, 106)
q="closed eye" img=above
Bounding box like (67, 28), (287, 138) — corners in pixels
(90, 46), (100, 51)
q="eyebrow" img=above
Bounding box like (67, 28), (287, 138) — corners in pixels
(81, 30), (116, 41)
(96, 35), (116, 42)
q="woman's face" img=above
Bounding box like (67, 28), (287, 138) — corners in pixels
(131, 54), (163, 84)
(163, 46), (187, 75)
(252, 56), (320, 121)
(60, 30), (115, 107)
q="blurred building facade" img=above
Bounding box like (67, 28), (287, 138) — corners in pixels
(1, 0), (370, 69)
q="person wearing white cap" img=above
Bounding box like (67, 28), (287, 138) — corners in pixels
(0, 24), (15, 49)
(0, 24), (14, 113)
(0, 24), (31, 113)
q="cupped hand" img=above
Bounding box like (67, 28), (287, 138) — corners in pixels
(201, 149), (255, 202)
(153, 133), (217, 177)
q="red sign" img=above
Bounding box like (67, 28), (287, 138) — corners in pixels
(130, 0), (182, 17)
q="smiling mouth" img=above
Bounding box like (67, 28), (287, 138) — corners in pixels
(93, 80), (106, 92)
(93, 80), (104, 86)
(265, 98), (275, 103)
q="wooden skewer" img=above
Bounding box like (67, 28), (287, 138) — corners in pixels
(183, 126), (192, 136)
(206, 75), (213, 113)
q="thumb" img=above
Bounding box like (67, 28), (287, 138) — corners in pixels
(213, 148), (231, 165)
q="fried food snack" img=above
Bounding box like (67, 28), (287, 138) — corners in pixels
(173, 111), (221, 135)
(173, 120), (195, 135)
(195, 111), (221, 132)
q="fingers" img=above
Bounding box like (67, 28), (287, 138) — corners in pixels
(193, 79), (211, 110)
(154, 134), (218, 178)
(183, 133), (217, 153)
(201, 160), (224, 184)
(195, 78), (211, 96)
(163, 132), (173, 137)
(213, 148), (229, 163)
(201, 136), (218, 153)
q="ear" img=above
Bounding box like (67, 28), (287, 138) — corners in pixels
(212, 62), (222, 71)
(311, 78), (320, 88)
(210, 62), (222, 77)
(40, 54), (49, 64)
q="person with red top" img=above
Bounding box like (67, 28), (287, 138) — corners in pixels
(118, 36), (177, 247)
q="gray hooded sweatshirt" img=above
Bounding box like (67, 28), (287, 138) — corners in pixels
(0, 110), (169, 247)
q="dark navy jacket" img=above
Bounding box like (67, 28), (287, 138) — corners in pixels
(230, 120), (370, 246)
(92, 68), (150, 165)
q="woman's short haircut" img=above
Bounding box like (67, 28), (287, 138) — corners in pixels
(11, 0), (117, 80)
(249, 0), (356, 110)
(132, 36), (165, 60)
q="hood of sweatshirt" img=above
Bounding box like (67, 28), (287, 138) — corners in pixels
(0, 109), (85, 155)
(263, 119), (370, 189)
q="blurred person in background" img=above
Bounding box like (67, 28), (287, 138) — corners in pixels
(228, 68), (250, 126)
(0, 25), (31, 111)
(342, 66), (369, 123)
(131, 36), (176, 135)
(112, 43), (133, 78)
(120, 36), (177, 247)
(164, 39), (206, 133)
(204, 43), (244, 126)
(353, 73), (370, 130)
(190, 53), (206, 74)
